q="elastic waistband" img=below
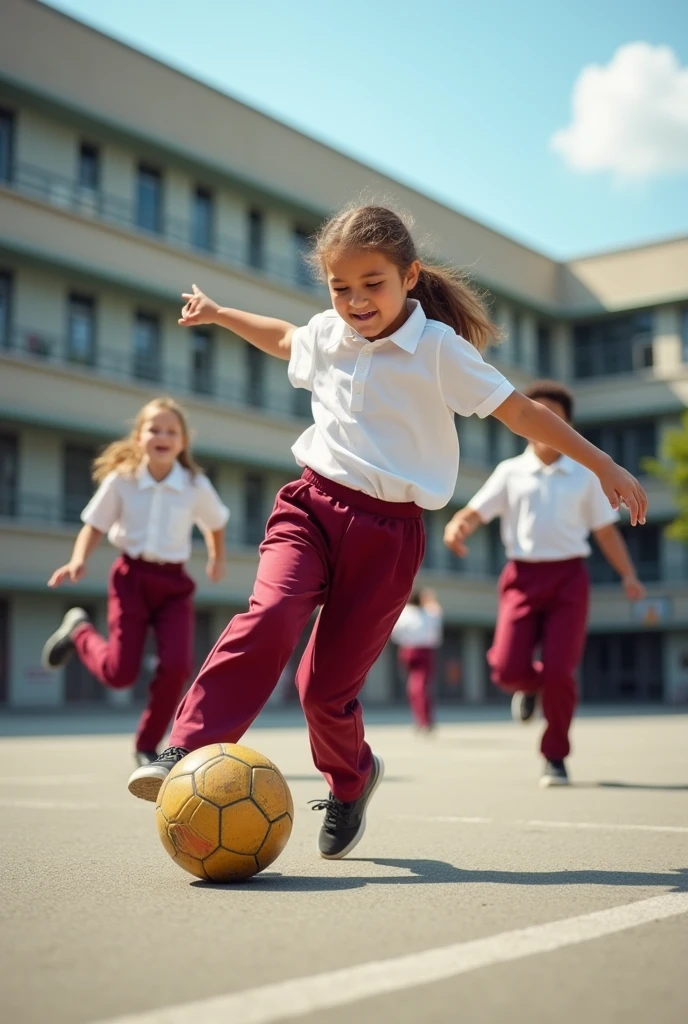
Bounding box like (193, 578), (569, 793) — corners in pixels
(122, 554), (185, 572)
(302, 468), (422, 519)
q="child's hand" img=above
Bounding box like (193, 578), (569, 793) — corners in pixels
(598, 461), (648, 526)
(179, 284), (219, 327)
(622, 574), (647, 601)
(48, 561), (86, 588)
(443, 512), (472, 557)
(206, 556), (226, 584)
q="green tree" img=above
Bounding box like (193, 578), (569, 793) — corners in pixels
(644, 411), (688, 542)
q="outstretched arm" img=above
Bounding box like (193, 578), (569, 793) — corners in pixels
(48, 525), (103, 587)
(593, 523), (647, 600)
(443, 507), (483, 557)
(179, 284), (296, 360)
(492, 392), (647, 526)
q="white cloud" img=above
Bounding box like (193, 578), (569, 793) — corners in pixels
(551, 42), (688, 180)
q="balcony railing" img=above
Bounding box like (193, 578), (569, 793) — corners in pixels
(4, 160), (326, 299)
(2, 326), (311, 421)
(0, 489), (266, 548)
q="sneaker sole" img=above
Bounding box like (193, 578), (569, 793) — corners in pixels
(41, 609), (88, 670)
(318, 755), (386, 861)
(540, 775), (570, 788)
(511, 691), (537, 724)
(127, 767), (169, 803)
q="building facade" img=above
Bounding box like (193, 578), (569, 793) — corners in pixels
(2, 0), (688, 711)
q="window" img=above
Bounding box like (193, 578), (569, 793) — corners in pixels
(78, 143), (100, 191)
(245, 344), (265, 407)
(682, 308), (688, 363)
(487, 417), (500, 463)
(573, 312), (653, 378)
(511, 312), (523, 365)
(63, 444), (96, 523)
(67, 294), (96, 365)
(0, 433), (18, 518)
(293, 227), (315, 288)
(292, 387), (312, 419)
(247, 208), (264, 270)
(0, 109), (14, 184)
(191, 327), (214, 395)
(243, 472), (265, 545)
(192, 186), (214, 251)
(488, 520), (505, 576)
(536, 324), (551, 376)
(582, 420), (656, 477)
(136, 164), (162, 233)
(589, 522), (661, 584)
(0, 599), (8, 704)
(133, 312), (161, 381)
(0, 271), (12, 349)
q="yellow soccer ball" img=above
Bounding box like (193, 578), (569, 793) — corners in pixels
(156, 743), (294, 882)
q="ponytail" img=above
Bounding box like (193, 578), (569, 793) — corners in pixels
(313, 204), (502, 355)
(410, 264), (500, 355)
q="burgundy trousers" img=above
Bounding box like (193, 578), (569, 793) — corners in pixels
(73, 555), (195, 752)
(399, 647), (435, 728)
(488, 558), (589, 760)
(170, 470), (425, 800)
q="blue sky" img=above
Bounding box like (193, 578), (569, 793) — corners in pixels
(42, 0), (688, 258)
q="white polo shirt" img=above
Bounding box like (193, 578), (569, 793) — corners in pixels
(81, 461), (230, 564)
(468, 448), (619, 562)
(392, 605), (444, 649)
(288, 300), (514, 509)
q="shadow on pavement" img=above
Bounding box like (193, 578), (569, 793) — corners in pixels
(576, 782), (688, 792)
(189, 861), (688, 893)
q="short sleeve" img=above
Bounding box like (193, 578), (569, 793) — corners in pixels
(439, 330), (514, 418)
(584, 474), (620, 531)
(467, 461), (510, 523)
(80, 472), (122, 533)
(288, 313), (322, 391)
(193, 475), (230, 532)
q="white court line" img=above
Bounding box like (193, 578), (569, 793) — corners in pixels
(0, 775), (100, 785)
(94, 893), (688, 1024)
(390, 814), (688, 835)
(0, 798), (101, 810)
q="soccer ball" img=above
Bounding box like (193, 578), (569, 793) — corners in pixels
(156, 743), (294, 882)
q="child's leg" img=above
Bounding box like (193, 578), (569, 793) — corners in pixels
(169, 481), (329, 751)
(487, 563), (541, 693)
(405, 649), (433, 728)
(135, 570), (196, 753)
(73, 556), (149, 689)
(538, 562), (589, 761)
(297, 508), (424, 802)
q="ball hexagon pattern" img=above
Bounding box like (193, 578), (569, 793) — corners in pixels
(156, 743), (294, 882)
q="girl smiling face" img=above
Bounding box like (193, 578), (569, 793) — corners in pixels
(326, 249), (420, 341)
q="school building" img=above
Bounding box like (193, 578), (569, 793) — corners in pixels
(1, 0), (688, 712)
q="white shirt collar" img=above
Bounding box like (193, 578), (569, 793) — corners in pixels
(339, 299), (427, 354)
(521, 447), (575, 475)
(137, 460), (187, 491)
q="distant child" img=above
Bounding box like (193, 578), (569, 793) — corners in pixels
(444, 380), (647, 786)
(42, 397), (229, 764)
(128, 206), (646, 861)
(392, 589), (444, 732)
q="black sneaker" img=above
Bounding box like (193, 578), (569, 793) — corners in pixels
(540, 759), (569, 787)
(310, 754), (385, 860)
(127, 746), (189, 803)
(511, 691), (537, 723)
(134, 750), (159, 767)
(41, 608), (90, 670)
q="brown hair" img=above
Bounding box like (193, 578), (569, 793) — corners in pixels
(310, 205), (501, 353)
(92, 397), (202, 483)
(524, 380), (574, 422)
